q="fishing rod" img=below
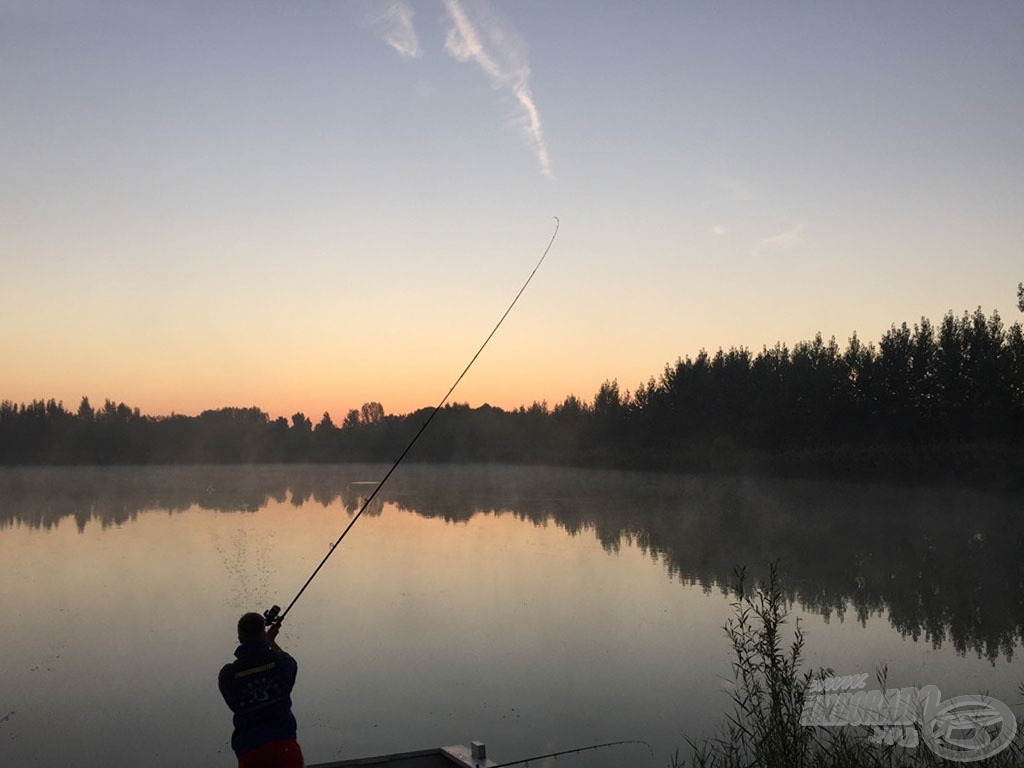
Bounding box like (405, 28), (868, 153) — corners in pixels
(488, 739), (654, 767)
(263, 217), (560, 628)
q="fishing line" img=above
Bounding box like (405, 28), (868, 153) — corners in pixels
(488, 739), (654, 767)
(269, 217), (560, 626)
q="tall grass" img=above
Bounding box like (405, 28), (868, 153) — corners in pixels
(673, 564), (1024, 767)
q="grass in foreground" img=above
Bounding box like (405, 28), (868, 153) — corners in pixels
(673, 564), (1024, 768)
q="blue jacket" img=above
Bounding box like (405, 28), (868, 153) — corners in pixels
(218, 641), (299, 757)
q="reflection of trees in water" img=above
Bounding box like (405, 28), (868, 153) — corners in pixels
(1, 465), (1021, 662)
(0, 465), (383, 532)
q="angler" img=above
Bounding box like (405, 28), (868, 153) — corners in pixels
(219, 612), (303, 768)
(219, 219), (558, 767)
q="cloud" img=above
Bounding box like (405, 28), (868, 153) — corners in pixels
(713, 225), (728, 236)
(752, 224), (807, 255)
(366, 1), (422, 59)
(441, 0), (552, 178)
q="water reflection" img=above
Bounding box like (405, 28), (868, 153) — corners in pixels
(2, 464), (1021, 662)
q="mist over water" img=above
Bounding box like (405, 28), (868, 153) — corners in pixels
(1, 465), (1020, 767)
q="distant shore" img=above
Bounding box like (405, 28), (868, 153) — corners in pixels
(4, 304), (1022, 489)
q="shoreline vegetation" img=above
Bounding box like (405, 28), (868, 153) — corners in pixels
(675, 564), (1024, 767)
(3, 305), (1023, 487)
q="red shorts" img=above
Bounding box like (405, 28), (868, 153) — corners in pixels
(238, 739), (304, 768)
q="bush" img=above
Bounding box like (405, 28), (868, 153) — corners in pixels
(673, 564), (1024, 767)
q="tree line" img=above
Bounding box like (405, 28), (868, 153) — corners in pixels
(2, 302), (1023, 480)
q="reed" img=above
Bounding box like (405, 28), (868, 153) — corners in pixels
(673, 563), (1024, 767)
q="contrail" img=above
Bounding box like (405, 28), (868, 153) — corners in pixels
(364, 0), (422, 59)
(441, 0), (553, 178)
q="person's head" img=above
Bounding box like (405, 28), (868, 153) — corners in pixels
(237, 612), (267, 644)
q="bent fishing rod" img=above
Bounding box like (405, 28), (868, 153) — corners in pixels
(262, 217), (560, 628)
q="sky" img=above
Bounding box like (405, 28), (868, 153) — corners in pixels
(2, 1), (1023, 420)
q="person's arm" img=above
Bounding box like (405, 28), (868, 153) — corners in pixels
(267, 623), (298, 685)
(267, 622), (283, 653)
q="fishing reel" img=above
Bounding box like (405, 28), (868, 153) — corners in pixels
(263, 605), (282, 627)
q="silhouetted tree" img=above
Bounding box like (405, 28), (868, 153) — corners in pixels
(1004, 323), (1024, 438)
(285, 412), (313, 461)
(311, 412), (338, 460)
(267, 417), (289, 461)
(77, 396), (94, 421)
(2, 300), (1022, 478)
(192, 407), (270, 462)
(360, 401), (384, 424)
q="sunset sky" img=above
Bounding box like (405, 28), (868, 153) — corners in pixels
(3, 1), (1022, 420)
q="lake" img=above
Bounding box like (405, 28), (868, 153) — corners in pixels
(1, 464), (1021, 767)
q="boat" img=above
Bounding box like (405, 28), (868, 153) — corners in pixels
(308, 741), (497, 768)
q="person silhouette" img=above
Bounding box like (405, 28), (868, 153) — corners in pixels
(218, 613), (304, 768)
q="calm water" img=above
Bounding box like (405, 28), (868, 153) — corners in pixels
(1, 465), (1021, 767)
